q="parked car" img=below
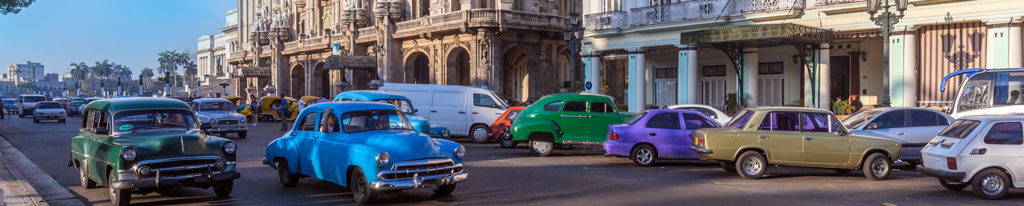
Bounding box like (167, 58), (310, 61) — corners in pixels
(264, 102), (467, 204)
(917, 116), (1024, 199)
(691, 107), (902, 180)
(604, 109), (721, 166)
(256, 96), (298, 121)
(378, 83), (508, 140)
(67, 101), (84, 116)
(509, 93), (634, 156)
(17, 94), (46, 118)
(79, 97), (103, 116)
(843, 107), (953, 164)
(495, 106), (525, 148)
(2, 98), (16, 114)
(666, 104), (732, 124)
(53, 97), (70, 107)
(190, 98), (249, 139)
(333, 90), (451, 139)
(69, 97), (239, 206)
(32, 101), (66, 123)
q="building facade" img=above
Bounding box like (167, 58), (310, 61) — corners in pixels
(197, 9), (241, 98)
(227, 0), (580, 104)
(583, 0), (1024, 113)
(6, 61), (45, 83)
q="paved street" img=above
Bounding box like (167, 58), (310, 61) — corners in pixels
(1, 116), (1023, 206)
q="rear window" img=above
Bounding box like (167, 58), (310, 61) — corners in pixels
(543, 102), (563, 111)
(727, 110), (753, 129)
(626, 111), (646, 125)
(938, 120), (981, 139)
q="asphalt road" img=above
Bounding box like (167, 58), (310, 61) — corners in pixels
(1, 115), (1023, 205)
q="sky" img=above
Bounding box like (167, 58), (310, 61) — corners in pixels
(0, 0), (236, 76)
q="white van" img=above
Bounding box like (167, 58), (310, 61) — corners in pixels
(378, 83), (509, 142)
(18, 94), (47, 118)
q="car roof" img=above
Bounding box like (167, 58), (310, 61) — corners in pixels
(303, 102), (399, 114)
(643, 109), (703, 115)
(86, 97), (191, 112)
(381, 83), (496, 93)
(20, 94), (44, 97)
(959, 115), (1024, 122)
(746, 106), (831, 113)
(37, 101), (59, 104)
(537, 93), (616, 102)
(192, 98), (232, 103)
(333, 90), (409, 101)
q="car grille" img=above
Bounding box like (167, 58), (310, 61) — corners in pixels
(217, 120), (239, 125)
(381, 159), (462, 180)
(136, 156), (221, 177)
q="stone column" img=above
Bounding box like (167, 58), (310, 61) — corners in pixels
(583, 53), (600, 94)
(901, 32), (917, 107)
(888, 34), (906, 107)
(628, 50), (646, 112)
(742, 48), (758, 107)
(678, 45), (698, 104)
(817, 43), (830, 109)
(1010, 24), (1023, 68)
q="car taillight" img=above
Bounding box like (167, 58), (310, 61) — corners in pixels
(692, 135), (704, 147)
(946, 157), (957, 170)
(608, 132), (619, 140)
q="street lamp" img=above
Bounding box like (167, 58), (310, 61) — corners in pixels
(866, 0), (908, 107)
(563, 9), (585, 92)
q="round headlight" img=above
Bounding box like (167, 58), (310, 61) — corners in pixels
(137, 166), (152, 176)
(222, 142), (236, 154)
(209, 118), (217, 123)
(215, 159), (227, 170)
(239, 117), (246, 123)
(442, 129), (451, 138)
(454, 145), (466, 159)
(121, 148), (137, 161)
(376, 152), (390, 167)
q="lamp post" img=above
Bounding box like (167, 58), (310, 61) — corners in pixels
(564, 11), (585, 92)
(866, 0), (908, 107)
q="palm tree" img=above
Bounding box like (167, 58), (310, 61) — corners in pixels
(69, 62), (89, 82)
(140, 67), (154, 79)
(184, 60), (198, 81)
(113, 64), (132, 80)
(92, 59), (114, 79)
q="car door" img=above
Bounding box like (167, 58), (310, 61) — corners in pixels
(867, 110), (909, 143)
(588, 100), (620, 143)
(644, 112), (685, 156)
(430, 91), (469, 135)
(292, 111), (321, 176)
(906, 110), (950, 145)
(760, 111), (804, 164)
(558, 100), (590, 142)
(800, 112), (852, 167)
(679, 113), (720, 157)
(970, 121), (1024, 186)
(471, 93), (504, 128)
(314, 110), (347, 183)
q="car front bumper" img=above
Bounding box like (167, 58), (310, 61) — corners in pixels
(205, 124), (248, 132)
(371, 171), (468, 191)
(33, 114), (65, 120)
(916, 165), (965, 181)
(111, 171), (240, 189)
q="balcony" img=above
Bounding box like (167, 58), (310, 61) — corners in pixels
(815, 0), (865, 6)
(583, 11), (628, 31)
(385, 9), (567, 40)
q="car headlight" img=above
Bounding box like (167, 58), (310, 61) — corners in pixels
(121, 148), (137, 161)
(376, 152), (390, 167)
(222, 142), (236, 154)
(137, 166), (152, 176)
(209, 118), (217, 124)
(239, 117), (246, 123)
(454, 145), (465, 159)
(442, 129), (451, 137)
(214, 159), (227, 170)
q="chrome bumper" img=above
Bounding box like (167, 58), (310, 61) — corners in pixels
(111, 171), (239, 189)
(113, 156), (237, 189)
(371, 171), (468, 191)
(372, 159), (467, 191)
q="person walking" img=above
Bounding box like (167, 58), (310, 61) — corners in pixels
(277, 96), (291, 131)
(249, 95), (260, 127)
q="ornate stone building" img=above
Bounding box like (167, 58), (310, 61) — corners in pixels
(228, 0), (581, 104)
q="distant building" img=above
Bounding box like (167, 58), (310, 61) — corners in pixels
(196, 8), (239, 98)
(43, 73), (60, 82)
(6, 61), (45, 82)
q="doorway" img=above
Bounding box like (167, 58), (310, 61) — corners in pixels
(830, 56), (851, 102)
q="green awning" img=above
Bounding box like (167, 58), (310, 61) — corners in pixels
(680, 23), (833, 46)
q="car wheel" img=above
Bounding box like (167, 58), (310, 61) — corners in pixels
(557, 144), (574, 150)
(736, 151), (766, 179)
(213, 179), (234, 197)
(434, 183), (456, 196)
(276, 159), (299, 187)
(939, 178), (969, 191)
(862, 153), (891, 181)
(720, 161), (736, 173)
(349, 168), (378, 204)
(470, 125), (490, 143)
(834, 169), (852, 174)
(238, 131), (247, 139)
(631, 145), (657, 167)
(530, 140), (553, 157)
(970, 168), (1010, 199)
(78, 161), (96, 189)
(498, 131), (517, 148)
(108, 170), (130, 206)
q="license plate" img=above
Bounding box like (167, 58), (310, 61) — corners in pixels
(48, 115), (55, 118)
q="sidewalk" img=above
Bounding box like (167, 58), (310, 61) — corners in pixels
(0, 135), (83, 206)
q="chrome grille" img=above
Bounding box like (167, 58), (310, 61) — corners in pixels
(135, 156), (221, 177)
(217, 120), (239, 125)
(382, 159), (462, 180)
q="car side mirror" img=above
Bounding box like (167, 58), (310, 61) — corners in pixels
(413, 109), (419, 113)
(866, 123), (879, 130)
(93, 127), (110, 135)
(200, 123), (212, 130)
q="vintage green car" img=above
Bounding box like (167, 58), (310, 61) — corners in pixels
(509, 93), (633, 156)
(691, 107), (901, 180)
(69, 97), (239, 206)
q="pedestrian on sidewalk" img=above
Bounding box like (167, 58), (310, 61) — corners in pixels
(249, 95), (260, 127)
(277, 96), (291, 131)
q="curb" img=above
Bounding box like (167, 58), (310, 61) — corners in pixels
(0, 135), (84, 206)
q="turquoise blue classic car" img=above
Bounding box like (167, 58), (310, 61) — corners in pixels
(263, 102), (467, 204)
(333, 90), (452, 139)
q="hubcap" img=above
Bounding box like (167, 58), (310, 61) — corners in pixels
(109, 186), (117, 200)
(500, 133), (512, 145)
(354, 174), (367, 198)
(635, 148), (652, 164)
(533, 141), (550, 153)
(871, 159), (888, 177)
(982, 175), (1005, 195)
(473, 128), (487, 141)
(743, 157), (762, 175)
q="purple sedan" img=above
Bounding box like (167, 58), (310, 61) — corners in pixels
(603, 109), (721, 166)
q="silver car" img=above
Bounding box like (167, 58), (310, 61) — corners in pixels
(191, 98), (248, 139)
(32, 101), (66, 123)
(843, 107), (954, 164)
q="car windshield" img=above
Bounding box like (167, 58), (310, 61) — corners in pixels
(375, 99), (415, 114)
(2, 100), (14, 104)
(491, 92), (510, 109)
(505, 110), (522, 121)
(70, 102), (83, 106)
(199, 102), (235, 112)
(22, 96), (45, 102)
(727, 110), (754, 129)
(842, 110), (883, 129)
(113, 109), (196, 132)
(626, 111), (647, 125)
(36, 102), (61, 109)
(340, 110), (412, 133)
(938, 119), (981, 139)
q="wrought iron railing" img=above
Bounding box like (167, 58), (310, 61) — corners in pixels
(815, 0), (865, 6)
(627, 0), (805, 27)
(584, 11), (628, 30)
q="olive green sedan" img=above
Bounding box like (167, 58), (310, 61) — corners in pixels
(691, 107), (901, 180)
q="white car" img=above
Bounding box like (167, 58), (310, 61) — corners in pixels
(190, 98), (248, 139)
(18, 94), (46, 118)
(843, 107), (954, 164)
(32, 101), (66, 123)
(665, 104), (731, 124)
(378, 83), (508, 142)
(917, 116), (1024, 199)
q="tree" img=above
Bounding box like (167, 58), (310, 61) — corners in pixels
(184, 60), (198, 81)
(113, 64), (132, 80)
(1, 0), (34, 15)
(92, 59), (114, 79)
(140, 67), (154, 79)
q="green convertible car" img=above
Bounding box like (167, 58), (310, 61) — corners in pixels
(69, 97), (240, 206)
(509, 93), (633, 156)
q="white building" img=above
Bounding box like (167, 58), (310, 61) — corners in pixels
(196, 9), (240, 97)
(6, 61), (45, 82)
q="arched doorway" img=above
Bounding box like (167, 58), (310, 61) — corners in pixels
(404, 52), (430, 84)
(502, 46), (534, 104)
(314, 62), (330, 97)
(446, 47), (471, 86)
(291, 64), (305, 97)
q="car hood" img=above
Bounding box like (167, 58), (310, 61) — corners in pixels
(197, 111), (245, 122)
(112, 130), (229, 159)
(406, 115), (430, 133)
(356, 130), (457, 162)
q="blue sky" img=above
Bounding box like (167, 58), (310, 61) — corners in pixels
(0, 0), (235, 75)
